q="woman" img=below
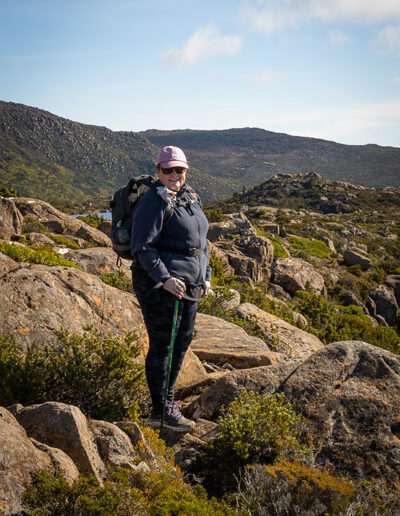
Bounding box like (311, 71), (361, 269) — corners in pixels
(131, 145), (211, 431)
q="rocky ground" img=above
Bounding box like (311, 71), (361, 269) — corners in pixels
(0, 180), (400, 513)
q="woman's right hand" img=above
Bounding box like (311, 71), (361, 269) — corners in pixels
(163, 277), (186, 298)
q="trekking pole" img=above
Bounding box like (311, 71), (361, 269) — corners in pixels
(160, 297), (180, 433)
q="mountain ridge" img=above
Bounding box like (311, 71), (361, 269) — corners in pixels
(1, 101), (399, 211)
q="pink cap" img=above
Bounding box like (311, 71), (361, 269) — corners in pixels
(156, 146), (189, 169)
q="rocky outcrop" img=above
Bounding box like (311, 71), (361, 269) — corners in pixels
(11, 197), (111, 247)
(0, 262), (147, 349)
(191, 313), (283, 369)
(207, 212), (254, 241)
(65, 247), (132, 278)
(0, 407), (53, 515)
(271, 257), (325, 295)
(369, 285), (398, 326)
(281, 341), (400, 482)
(0, 196), (23, 240)
(235, 302), (324, 357)
(16, 402), (107, 482)
(343, 248), (372, 271)
(187, 360), (302, 421)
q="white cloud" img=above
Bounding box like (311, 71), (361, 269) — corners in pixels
(242, 0), (400, 34)
(251, 69), (282, 84)
(162, 24), (242, 66)
(371, 25), (400, 54)
(328, 30), (350, 46)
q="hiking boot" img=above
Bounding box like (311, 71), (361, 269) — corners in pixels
(149, 402), (195, 432)
(164, 401), (195, 432)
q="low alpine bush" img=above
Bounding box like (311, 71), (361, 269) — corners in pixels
(0, 328), (148, 421)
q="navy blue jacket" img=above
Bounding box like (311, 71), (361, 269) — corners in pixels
(130, 181), (211, 287)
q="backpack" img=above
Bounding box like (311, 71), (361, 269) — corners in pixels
(110, 175), (171, 262)
(110, 175), (198, 264)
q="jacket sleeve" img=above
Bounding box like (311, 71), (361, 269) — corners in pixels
(130, 195), (171, 284)
(197, 193), (212, 283)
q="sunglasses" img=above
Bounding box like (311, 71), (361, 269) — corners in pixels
(160, 167), (186, 175)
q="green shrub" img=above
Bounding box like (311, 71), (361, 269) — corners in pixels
(0, 328), (148, 421)
(77, 213), (106, 228)
(101, 270), (131, 292)
(48, 234), (80, 249)
(214, 391), (308, 464)
(21, 216), (47, 234)
(0, 186), (17, 197)
(294, 291), (400, 353)
(23, 467), (234, 516)
(289, 235), (333, 260)
(0, 242), (80, 268)
(204, 208), (226, 223)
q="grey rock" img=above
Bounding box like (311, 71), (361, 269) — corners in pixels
(192, 312), (283, 369)
(369, 285), (398, 326)
(386, 275), (400, 305)
(0, 407), (53, 515)
(0, 196), (23, 240)
(271, 257), (325, 295)
(235, 302), (324, 358)
(91, 420), (138, 471)
(343, 249), (372, 271)
(16, 402), (107, 482)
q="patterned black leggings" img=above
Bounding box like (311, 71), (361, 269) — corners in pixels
(132, 270), (198, 415)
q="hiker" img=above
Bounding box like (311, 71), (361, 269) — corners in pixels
(130, 145), (211, 431)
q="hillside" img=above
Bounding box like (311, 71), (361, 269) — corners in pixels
(1, 101), (399, 211)
(0, 101), (229, 210)
(206, 171), (400, 214)
(142, 128), (400, 188)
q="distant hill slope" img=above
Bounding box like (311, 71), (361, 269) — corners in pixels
(0, 101), (229, 209)
(141, 128), (400, 188)
(206, 172), (400, 215)
(1, 101), (399, 211)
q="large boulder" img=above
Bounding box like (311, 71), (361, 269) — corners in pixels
(0, 197), (23, 240)
(16, 402), (107, 482)
(191, 312), (283, 369)
(0, 262), (147, 349)
(0, 407), (53, 515)
(282, 341), (400, 483)
(369, 285), (398, 326)
(11, 197), (111, 247)
(271, 257), (325, 296)
(343, 248), (372, 271)
(235, 303), (324, 358)
(187, 360), (301, 421)
(215, 234), (274, 284)
(207, 212), (254, 242)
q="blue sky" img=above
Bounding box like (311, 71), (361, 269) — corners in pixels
(1, 0), (399, 147)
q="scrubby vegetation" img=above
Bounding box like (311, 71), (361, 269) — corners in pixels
(213, 391), (308, 464)
(0, 242), (80, 268)
(100, 270), (131, 292)
(76, 213), (107, 228)
(0, 328), (148, 421)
